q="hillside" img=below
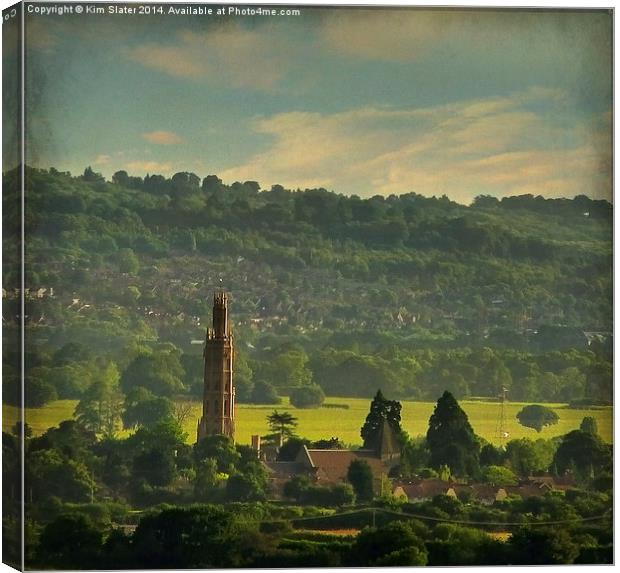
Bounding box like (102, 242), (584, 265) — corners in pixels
(2, 166), (613, 406)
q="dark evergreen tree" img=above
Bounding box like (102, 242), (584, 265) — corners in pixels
(37, 515), (103, 569)
(426, 391), (480, 477)
(347, 459), (374, 502)
(509, 527), (579, 564)
(552, 429), (611, 480)
(360, 390), (402, 449)
(580, 416), (598, 435)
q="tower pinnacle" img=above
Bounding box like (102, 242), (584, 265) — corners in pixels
(197, 291), (235, 442)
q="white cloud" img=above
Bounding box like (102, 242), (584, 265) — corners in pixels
(92, 154), (111, 165)
(127, 27), (291, 90)
(317, 10), (610, 69)
(142, 131), (184, 145)
(219, 90), (611, 203)
(125, 160), (174, 175)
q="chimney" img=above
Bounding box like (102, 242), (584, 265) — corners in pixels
(251, 434), (261, 457)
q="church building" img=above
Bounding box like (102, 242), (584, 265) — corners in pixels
(197, 291), (236, 442)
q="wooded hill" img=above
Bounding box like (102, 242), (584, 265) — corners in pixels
(2, 166), (612, 405)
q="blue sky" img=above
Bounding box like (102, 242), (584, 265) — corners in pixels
(21, 6), (612, 203)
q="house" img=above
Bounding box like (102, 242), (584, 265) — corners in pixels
(295, 446), (389, 494)
(259, 419), (401, 498)
(262, 461), (312, 500)
(469, 484), (508, 504)
(392, 479), (460, 502)
(392, 477), (568, 505)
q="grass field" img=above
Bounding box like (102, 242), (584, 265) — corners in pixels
(3, 396), (613, 446)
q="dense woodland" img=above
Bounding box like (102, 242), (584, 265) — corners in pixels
(2, 166), (613, 409)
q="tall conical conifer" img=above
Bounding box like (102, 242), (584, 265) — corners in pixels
(426, 391), (480, 477)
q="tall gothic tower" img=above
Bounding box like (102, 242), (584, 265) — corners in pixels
(197, 291), (235, 442)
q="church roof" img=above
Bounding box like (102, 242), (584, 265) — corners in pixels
(297, 447), (386, 485)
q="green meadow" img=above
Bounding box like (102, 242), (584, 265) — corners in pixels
(3, 397), (612, 446)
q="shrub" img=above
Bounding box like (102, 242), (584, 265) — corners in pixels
(290, 384), (325, 409)
(251, 380), (281, 404)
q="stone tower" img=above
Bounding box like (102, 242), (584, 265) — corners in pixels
(197, 291), (235, 442)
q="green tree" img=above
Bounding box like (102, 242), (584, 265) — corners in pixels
(426, 391), (479, 477)
(37, 514), (102, 569)
(120, 349), (185, 396)
(45, 364), (93, 399)
(194, 458), (221, 500)
(350, 521), (428, 566)
(580, 416), (598, 435)
(250, 380), (280, 404)
(283, 475), (312, 501)
(552, 430), (611, 480)
(74, 363), (124, 438)
(28, 449), (94, 503)
(480, 465), (518, 486)
(128, 418), (188, 456)
(25, 374), (57, 407)
(122, 387), (174, 429)
(225, 472), (267, 502)
(116, 248), (140, 274)
(510, 527), (579, 564)
(267, 410), (298, 443)
(255, 348), (313, 388)
(516, 404), (559, 433)
(52, 342), (92, 366)
(290, 384), (325, 409)
(37, 420), (97, 462)
(347, 459), (374, 501)
(133, 448), (176, 487)
(427, 524), (507, 565)
(194, 435), (240, 473)
(131, 506), (248, 568)
(233, 352), (254, 402)
(505, 438), (556, 477)
(360, 390), (402, 449)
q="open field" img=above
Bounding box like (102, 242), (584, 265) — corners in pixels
(3, 397), (612, 446)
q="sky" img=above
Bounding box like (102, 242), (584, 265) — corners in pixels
(15, 5), (613, 203)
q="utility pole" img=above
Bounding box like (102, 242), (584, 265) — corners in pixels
(494, 386), (509, 447)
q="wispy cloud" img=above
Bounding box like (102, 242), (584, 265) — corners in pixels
(319, 10), (456, 61)
(92, 154), (111, 165)
(125, 160), (174, 175)
(219, 89), (611, 203)
(127, 27), (291, 90)
(142, 130), (184, 145)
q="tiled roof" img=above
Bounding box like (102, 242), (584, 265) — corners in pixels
(263, 461), (309, 479)
(303, 449), (386, 484)
(504, 483), (552, 498)
(394, 479), (456, 499)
